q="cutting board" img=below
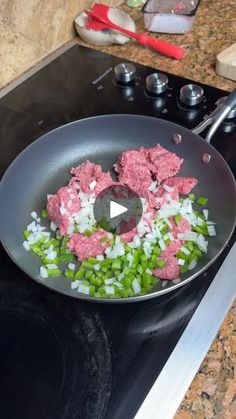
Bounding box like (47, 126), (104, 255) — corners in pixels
(216, 43), (236, 81)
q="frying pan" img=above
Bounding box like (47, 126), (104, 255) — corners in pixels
(0, 91), (236, 303)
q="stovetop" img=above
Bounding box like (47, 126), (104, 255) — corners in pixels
(0, 42), (235, 419)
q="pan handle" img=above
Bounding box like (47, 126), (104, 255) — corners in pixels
(192, 88), (236, 142)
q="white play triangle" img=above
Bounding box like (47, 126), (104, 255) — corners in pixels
(110, 200), (128, 219)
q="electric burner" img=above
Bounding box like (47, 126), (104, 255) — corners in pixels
(0, 42), (235, 419)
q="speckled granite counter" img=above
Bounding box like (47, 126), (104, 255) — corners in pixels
(76, 0), (236, 93)
(75, 1), (236, 417)
(0, 0), (235, 416)
(175, 299), (236, 418)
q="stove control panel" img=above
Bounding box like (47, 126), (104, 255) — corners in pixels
(179, 84), (204, 106)
(145, 73), (169, 95)
(114, 63), (136, 84)
(98, 60), (235, 135)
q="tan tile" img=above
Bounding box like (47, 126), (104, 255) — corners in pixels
(0, 20), (48, 89)
(52, 0), (92, 49)
(68, 0), (85, 15)
(91, 0), (124, 7)
(3, 0), (65, 50)
(53, 11), (76, 49)
(0, 0), (8, 16)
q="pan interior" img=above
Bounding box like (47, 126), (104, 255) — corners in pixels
(0, 115), (235, 302)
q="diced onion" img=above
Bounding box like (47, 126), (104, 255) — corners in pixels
(23, 241), (30, 251)
(203, 209), (209, 220)
(163, 184), (174, 192)
(177, 231), (198, 241)
(207, 225), (216, 236)
(105, 278), (115, 285)
(181, 246), (190, 256)
(50, 221), (57, 232)
(196, 234), (208, 253)
(46, 263), (58, 269)
(105, 286), (115, 294)
(40, 265), (48, 278)
(132, 278), (141, 294)
(158, 238), (166, 251)
(89, 180), (97, 190)
(188, 259), (197, 270)
(114, 281), (123, 289)
(117, 273), (124, 282)
(47, 250), (57, 260)
(148, 181), (157, 191)
(71, 280), (82, 289)
(77, 284), (90, 295)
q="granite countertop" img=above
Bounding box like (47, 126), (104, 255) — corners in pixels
(76, 1), (236, 417)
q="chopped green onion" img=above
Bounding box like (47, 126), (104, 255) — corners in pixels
(41, 209), (48, 218)
(74, 268), (86, 279)
(59, 253), (75, 262)
(64, 269), (75, 279)
(196, 197), (208, 206)
(188, 193), (195, 202)
(23, 230), (30, 239)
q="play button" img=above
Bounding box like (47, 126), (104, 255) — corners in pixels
(110, 200), (128, 219)
(93, 185), (143, 235)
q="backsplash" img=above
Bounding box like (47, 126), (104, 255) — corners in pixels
(0, 0), (123, 89)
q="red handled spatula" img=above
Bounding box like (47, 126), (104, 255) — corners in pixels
(84, 3), (185, 60)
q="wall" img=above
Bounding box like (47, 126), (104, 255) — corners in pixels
(0, 0), (123, 89)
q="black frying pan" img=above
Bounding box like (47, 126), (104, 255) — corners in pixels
(0, 94), (236, 303)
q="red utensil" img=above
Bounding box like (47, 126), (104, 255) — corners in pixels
(84, 3), (185, 60)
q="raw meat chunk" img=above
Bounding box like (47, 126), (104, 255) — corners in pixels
(114, 149), (153, 196)
(68, 230), (109, 260)
(47, 186), (81, 235)
(70, 160), (113, 195)
(163, 177), (198, 195)
(145, 144), (183, 182)
(171, 217), (191, 238)
(153, 255), (180, 280)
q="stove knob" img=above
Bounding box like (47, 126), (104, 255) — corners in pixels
(217, 97), (236, 119)
(146, 73), (168, 95)
(179, 84), (204, 106)
(114, 63), (136, 83)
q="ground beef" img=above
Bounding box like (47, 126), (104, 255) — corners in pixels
(163, 177), (198, 195)
(153, 185), (179, 208)
(114, 149), (153, 196)
(145, 144), (183, 183)
(68, 230), (109, 260)
(170, 217), (191, 238)
(47, 186), (81, 236)
(114, 149), (147, 173)
(121, 228), (138, 244)
(143, 208), (156, 226)
(153, 255), (180, 280)
(70, 160), (113, 195)
(161, 240), (182, 258)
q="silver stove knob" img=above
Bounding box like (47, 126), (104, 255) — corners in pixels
(114, 63), (136, 83)
(180, 84), (204, 106)
(217, 96), (236, 119)
(146, 73), (168, 95)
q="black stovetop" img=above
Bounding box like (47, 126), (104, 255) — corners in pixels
(0, 44), (235, 419)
